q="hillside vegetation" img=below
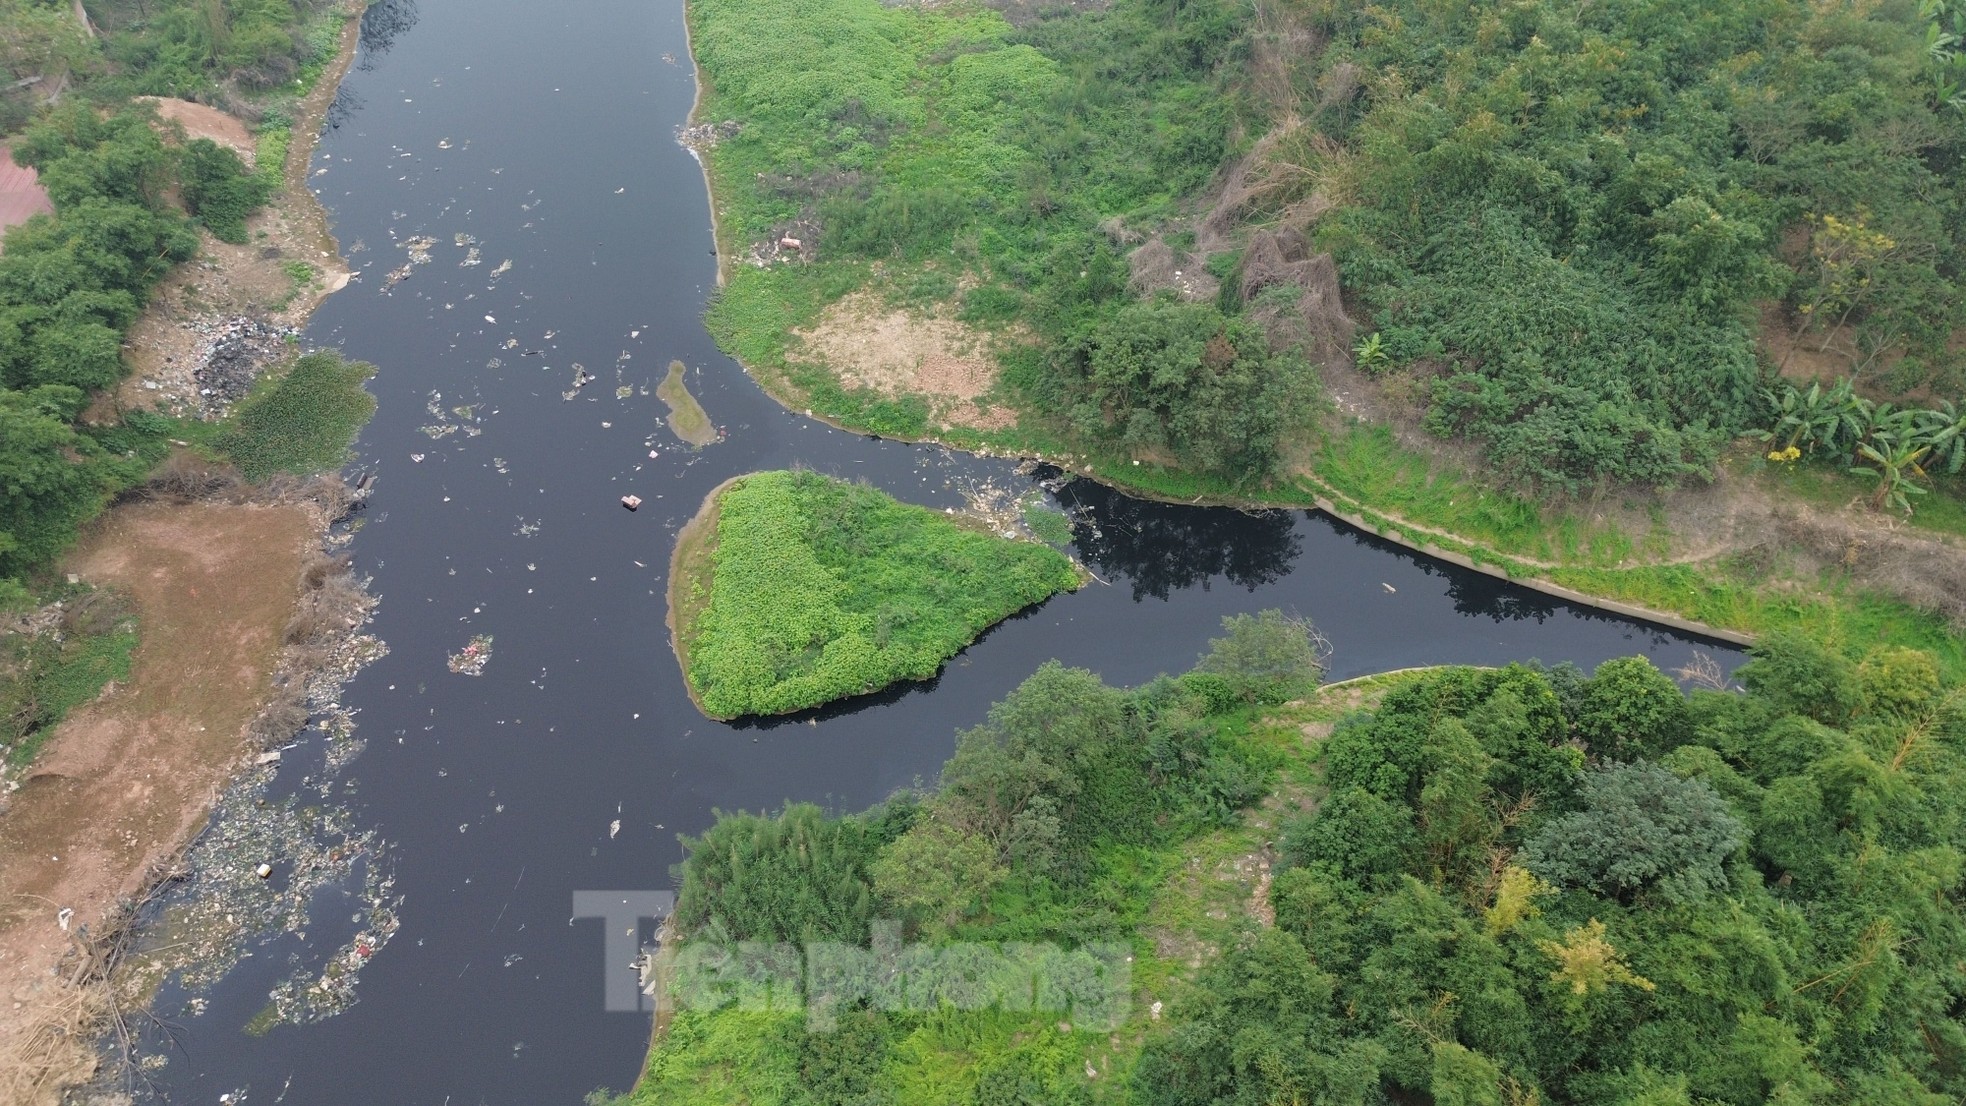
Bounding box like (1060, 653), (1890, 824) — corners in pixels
(693, 0), (1965, 493)
(622, 632), (1966, 1105)
(0, 0), (354, 609)
(671, 470), (1081, 718)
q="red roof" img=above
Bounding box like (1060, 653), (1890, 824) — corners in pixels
(0, 145), (54, 244)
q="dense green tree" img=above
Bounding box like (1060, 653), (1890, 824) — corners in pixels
(1736, 632), (1862, 727)
(1059, 300), (1311, 480)
(1193, 608), (1325, 705)
(867, 812), (1003, 935)
(179, 137), (271, 244)
(672, 802), (894, 945)
(1523, 762), (1743, 906)
(1575, 656), (1693, 761)
(0, 391), (105, 577)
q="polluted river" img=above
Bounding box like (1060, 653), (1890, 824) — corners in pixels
(120, 0), (1743, 1101)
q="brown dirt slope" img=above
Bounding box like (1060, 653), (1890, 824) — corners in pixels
(0, 501), (310, 1104)
(141, 96), (257, 164)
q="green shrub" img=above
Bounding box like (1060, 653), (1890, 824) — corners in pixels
(179, 138), (271, 244)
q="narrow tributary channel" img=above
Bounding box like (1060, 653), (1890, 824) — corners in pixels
(126, 0), (1741, 1100)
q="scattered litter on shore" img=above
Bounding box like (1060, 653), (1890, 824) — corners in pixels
(676, 120), (740, 151)
(187, 318), (301, 416)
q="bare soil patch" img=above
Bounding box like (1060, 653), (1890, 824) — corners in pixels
(0, 501), (312, 1104)
(141, 97), (257, 164)
(791, 292), (1019, 431)
(1759, 301), (1851, 385)
(0, 143), (54, 241)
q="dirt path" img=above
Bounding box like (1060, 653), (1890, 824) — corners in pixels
(0, 502), (312, 1104)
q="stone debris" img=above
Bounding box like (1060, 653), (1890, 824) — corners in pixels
(741, 215), (820, 269)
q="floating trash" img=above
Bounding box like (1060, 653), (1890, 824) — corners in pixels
(448, 634), (494, 677)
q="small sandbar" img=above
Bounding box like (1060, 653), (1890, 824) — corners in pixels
(658, 360), (718, 447)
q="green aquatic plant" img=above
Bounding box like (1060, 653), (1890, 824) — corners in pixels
(674, 470), (1080, 717)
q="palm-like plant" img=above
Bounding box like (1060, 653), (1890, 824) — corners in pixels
(1760, 379), (1865, 455)
(1852, 439), (1932, 515)
(1914, 400), (1966, 474)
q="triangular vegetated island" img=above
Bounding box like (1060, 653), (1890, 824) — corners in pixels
(669, 470), (1082, 718)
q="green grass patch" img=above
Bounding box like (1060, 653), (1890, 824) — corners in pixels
(672, 470), (1081, 718)
(1759, 458), (1966, 542)
(213, 350), (377, 481)
(1311, 423), (1638, 566)
(1, 589), (139, 769)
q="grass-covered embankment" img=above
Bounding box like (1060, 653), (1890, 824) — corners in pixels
(669, 470), (1081, 719)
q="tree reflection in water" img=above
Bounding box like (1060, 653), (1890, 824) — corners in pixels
(1052, 472), (1302, 601)
(359, 0), (421, 68)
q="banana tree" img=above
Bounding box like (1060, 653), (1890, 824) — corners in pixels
(1852, 439), (1932, 515)
(1914, 400), (1966, 474)
(1760, 379), (1865, 455)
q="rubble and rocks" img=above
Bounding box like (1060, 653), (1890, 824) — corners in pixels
(741, 216), (820, 269)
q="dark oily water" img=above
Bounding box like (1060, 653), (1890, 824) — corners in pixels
(125, 0), (1742, 1100)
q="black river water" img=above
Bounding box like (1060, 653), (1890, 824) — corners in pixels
(125, 0), (1741, 1100)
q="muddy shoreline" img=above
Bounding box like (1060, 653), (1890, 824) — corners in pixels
(665, 473), (740, 720)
